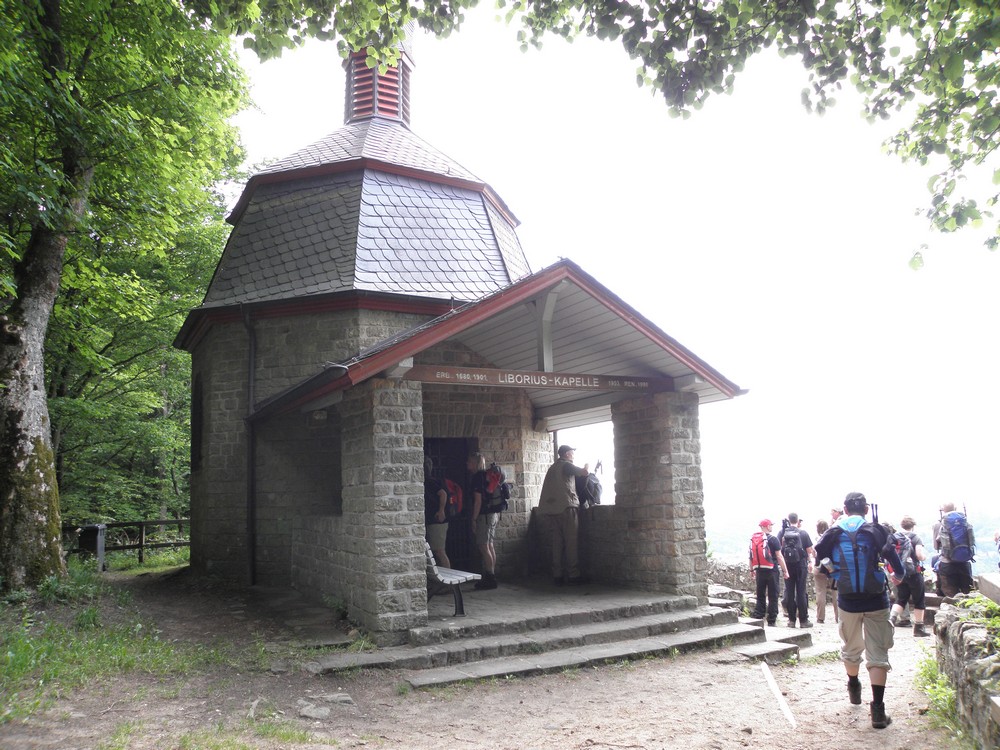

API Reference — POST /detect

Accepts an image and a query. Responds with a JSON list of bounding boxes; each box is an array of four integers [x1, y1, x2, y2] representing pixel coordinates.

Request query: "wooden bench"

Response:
[[425, 541, 481, 617]]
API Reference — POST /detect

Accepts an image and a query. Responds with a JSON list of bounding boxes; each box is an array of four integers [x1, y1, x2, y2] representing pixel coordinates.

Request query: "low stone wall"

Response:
[[708, 557, 817, 600], [934, 573, 1000, 748], [708, 558, 753, 592]]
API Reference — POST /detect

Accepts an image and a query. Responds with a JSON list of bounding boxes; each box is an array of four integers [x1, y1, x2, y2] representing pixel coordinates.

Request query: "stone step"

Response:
[[798, 642, 840, 661], [412, 590, 700, 645], [404, 622, 765, 688], [708, 596, 741, 609], [304, 606, 740, 676], [771, 629, 813, 648], [738, 616, 813, 648], [731, 640, 799, 664], [708, 583, 748, 602]]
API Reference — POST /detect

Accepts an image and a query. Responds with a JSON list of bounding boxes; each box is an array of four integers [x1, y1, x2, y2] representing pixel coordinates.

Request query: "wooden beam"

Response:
[[534, 283, 563, 372]]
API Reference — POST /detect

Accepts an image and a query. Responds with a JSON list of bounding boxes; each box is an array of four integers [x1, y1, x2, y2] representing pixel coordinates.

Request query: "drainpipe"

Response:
[[242, 305, 257, 586]]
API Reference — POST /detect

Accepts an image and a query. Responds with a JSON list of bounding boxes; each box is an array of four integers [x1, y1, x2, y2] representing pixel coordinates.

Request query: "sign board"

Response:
[[403, 365, 672, 393]]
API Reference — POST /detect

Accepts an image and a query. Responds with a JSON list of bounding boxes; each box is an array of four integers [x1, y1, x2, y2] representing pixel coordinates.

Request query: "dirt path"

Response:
[[0, 573, 955, 750]]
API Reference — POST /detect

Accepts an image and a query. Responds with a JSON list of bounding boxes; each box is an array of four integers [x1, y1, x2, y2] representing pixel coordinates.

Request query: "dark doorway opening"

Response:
[[424, 437, 478, 571]]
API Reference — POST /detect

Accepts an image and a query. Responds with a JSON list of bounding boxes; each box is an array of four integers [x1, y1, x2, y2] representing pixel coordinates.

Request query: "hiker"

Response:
[[777, 513, 815, 628], [889, 516, 930, 637], [932, 502, 975, 597], [749, 519, 790, 626], [468, 452, 498, 590], [424, 456, 451, 568], [831, 506, 844, 525], [814, 491, 904, 730], [537, 444, 590, 586], [814, 519, 838, 624]]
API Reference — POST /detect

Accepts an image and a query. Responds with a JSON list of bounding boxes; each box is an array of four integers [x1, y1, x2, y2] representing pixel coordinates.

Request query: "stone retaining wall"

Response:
[[934, 573, 1000, 748]]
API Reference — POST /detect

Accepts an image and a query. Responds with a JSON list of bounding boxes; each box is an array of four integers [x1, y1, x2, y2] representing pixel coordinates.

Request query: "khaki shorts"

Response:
[[426, 522, 448, 551], [476, 513, 499, 546], [839, 608, 894, 671]]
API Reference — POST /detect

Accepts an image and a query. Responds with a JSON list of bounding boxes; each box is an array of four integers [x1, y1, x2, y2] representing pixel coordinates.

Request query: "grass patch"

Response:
[[175, 727, 255, 750], [915, 653, 977, 748], [0, 559, 232, 725], [799, 649, 841, 664], [106, 546, 191, 573], [97, 720, 144, 750], [243, 717, 314, 743]]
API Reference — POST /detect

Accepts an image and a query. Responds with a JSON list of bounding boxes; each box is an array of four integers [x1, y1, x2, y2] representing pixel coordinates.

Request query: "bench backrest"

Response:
[[424, 541, 440, 575]]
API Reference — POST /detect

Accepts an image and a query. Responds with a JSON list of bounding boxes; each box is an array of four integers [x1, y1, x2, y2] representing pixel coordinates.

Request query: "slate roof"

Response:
[[257, 117, 481, 183], [200, 117, 531, 309]]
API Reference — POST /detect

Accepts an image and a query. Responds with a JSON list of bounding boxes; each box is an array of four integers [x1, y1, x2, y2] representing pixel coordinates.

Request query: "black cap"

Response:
[[557, 445, 575, 456]]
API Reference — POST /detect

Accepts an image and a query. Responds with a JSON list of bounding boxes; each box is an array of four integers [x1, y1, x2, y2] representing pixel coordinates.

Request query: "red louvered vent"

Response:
[[344, 50, 411, 126]]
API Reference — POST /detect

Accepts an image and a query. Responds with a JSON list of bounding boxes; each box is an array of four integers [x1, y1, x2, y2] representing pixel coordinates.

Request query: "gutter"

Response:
[[242, 306, 257, 586]]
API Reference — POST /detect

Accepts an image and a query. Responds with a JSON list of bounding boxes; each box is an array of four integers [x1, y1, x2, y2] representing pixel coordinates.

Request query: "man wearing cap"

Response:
[[538, 445, 590, 585], [814, 491, 903, 730], [749, 519, 790, 626]]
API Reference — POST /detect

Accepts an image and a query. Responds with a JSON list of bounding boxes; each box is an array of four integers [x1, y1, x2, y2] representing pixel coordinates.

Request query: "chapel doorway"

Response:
[[424, 437, 478, 571]]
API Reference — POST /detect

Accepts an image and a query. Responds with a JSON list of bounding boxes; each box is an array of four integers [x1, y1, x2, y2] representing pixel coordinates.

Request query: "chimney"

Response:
[[344, 42, 413, 126]]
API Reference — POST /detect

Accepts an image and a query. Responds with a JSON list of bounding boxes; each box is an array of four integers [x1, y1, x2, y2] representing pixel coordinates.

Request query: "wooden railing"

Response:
[[63, 519, 190, 569]]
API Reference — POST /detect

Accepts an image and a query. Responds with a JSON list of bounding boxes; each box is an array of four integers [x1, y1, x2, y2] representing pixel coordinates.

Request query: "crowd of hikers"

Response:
[[749, 493, 985, 730]]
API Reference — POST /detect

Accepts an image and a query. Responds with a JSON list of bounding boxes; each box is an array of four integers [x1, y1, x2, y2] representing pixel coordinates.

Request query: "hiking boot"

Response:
[[786, 620, 796, 628], [766, 620, 776, 626], [870, 701, 892, 729], [888, 613, 898, 627], [474, 573, 498, 590], [847, 679, 862, 705], [799, 620, 814, 628], [913, 623, 930, 637]]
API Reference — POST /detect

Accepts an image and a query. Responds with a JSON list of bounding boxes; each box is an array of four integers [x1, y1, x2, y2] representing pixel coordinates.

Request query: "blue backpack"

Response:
[[938, 511, 975, 563], [831, 517, 886, 600]]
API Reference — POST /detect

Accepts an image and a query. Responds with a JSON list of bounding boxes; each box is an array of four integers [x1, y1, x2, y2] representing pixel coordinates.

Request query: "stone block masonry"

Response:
[[608, 391, 707, 601], [935, 578, 1000, 749], [313, 376, 428, 643]]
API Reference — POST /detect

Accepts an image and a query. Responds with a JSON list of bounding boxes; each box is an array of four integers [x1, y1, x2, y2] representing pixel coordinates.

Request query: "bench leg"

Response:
[[451, 584, 467, 617]]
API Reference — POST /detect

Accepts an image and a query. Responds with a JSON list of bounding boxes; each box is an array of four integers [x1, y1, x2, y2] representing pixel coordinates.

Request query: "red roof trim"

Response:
[[343, 261, 741, 399], [174, 292, 454, 352]]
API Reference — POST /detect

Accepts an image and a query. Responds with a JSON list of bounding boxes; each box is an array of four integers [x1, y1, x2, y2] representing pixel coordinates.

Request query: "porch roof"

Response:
[[251, 259, 745, 431]]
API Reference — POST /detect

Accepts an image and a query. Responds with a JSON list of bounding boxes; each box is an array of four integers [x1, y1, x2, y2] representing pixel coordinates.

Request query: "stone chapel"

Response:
[[174, 38, 744, 643]]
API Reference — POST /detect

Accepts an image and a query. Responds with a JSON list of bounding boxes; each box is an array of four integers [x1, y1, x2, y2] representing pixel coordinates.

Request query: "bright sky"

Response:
[[233, 9, 1000, 548]]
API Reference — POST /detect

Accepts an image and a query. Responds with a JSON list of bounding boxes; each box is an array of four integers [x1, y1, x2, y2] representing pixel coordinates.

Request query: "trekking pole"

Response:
[[871, 502, 878, 525]]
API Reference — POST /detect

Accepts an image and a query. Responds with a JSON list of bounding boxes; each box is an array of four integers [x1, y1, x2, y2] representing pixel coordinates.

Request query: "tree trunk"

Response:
[[0, 162, 94, 591], [0, 0, 99, 592]]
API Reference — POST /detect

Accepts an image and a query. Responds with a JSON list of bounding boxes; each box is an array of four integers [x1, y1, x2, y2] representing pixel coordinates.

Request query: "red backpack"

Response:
[[443, 479, 463, 520], [749, 532, 775, 570]]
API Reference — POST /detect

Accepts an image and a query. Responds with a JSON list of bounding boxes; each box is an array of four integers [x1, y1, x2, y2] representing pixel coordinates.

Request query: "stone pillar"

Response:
[[611, 391, 707, 601], [339, 377, 427, 643]]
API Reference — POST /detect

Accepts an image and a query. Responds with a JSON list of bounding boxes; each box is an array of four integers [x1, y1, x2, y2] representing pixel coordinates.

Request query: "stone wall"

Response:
[[935, 574, 1000, 748], [592, 391, 708, 600], [188, 321, 251, 581], [191, 306, 430, 590]]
